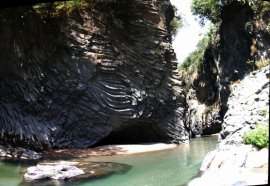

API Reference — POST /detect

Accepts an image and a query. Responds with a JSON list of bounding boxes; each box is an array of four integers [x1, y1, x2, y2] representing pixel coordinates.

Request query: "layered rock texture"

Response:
[[184, 0, 270, 136], [0, 0, 188, 150]]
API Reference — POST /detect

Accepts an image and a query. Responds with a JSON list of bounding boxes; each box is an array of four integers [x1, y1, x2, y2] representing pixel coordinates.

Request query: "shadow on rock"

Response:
[[41, 146, 128, 160]]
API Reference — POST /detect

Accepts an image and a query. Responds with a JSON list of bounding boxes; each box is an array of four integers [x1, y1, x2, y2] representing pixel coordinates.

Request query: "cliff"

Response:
[[188, 1, 269, 184], [0, 0, 188, 150], [184, 0, 270, 136], [189, 66, 269, 186]]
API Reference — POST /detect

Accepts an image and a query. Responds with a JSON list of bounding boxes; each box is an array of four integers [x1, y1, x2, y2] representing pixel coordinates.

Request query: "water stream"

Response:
[[0, 136, 217, 186]]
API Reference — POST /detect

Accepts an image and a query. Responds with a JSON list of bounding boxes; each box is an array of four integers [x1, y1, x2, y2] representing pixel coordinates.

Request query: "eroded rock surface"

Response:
[[219, 66, 269, 145], [0, 145, 41, 160], [0, 0, 187, 150]]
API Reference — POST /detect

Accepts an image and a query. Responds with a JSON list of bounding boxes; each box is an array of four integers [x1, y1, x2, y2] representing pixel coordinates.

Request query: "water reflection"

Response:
[[0, 136, 217, 186]]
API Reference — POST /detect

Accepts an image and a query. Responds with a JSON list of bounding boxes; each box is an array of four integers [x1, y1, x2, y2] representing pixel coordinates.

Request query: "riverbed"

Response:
[[0, 136, 217, 186]]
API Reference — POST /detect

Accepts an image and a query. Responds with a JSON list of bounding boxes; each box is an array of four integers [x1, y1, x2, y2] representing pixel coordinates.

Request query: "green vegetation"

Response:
[[261, 110, 268, 118], [32, 0, 90, 17], [191, 0, 267, 25], [32, 0, 87, 11], [178, 26, 215, 74], [243, 124, 269, 149], [53, 0, 88, 10], [170, 5, 183, 37], [191, 0, 221, 25], [151, 47, 164, 57]]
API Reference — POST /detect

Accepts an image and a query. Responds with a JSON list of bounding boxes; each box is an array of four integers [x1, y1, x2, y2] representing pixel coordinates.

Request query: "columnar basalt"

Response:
[[0, 0, 187, 150]]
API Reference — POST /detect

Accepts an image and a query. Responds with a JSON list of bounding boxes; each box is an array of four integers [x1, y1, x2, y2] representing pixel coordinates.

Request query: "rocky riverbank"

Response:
[[0, 145, 41, 160], [189, 144, 268, 186], [189, 66, 269, 185]]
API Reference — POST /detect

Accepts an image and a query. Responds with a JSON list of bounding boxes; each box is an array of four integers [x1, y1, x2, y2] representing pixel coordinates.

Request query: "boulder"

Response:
[[23, 161, 132, 184], [245, 148, 269, 168], [24, 162, 84, 180], [0, 145, 41, 160], [189, 167, 268, 186]]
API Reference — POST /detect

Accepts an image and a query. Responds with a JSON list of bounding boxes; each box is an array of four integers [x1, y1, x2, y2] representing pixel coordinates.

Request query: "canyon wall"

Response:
[[185, 0, 269, 136], [0, 0, 188, 150]]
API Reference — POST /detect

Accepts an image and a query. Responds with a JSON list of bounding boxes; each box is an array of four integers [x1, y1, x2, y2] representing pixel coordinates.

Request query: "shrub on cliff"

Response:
[[243, 124, 269, 149], [191, 0, 220, 25], [178, 26, 215, 73], [191, 0, 266, 25], [170, 5, 183, 38]]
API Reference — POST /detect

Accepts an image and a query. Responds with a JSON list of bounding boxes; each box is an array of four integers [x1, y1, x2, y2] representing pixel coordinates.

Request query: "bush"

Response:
[[32, 0, 90, 17], [191, 0, 264, 25], [191, 0, 221, 25], [243, 124, 269, 149], [170, 5, 183, 38], [178, 26, 215, 74]]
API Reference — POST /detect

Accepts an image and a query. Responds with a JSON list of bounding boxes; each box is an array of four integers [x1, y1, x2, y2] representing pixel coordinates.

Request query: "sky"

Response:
[[170, 0, 210, 64]]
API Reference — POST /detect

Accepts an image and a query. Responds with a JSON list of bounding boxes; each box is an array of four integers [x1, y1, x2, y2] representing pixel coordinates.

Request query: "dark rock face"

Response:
[[215, 3, 254, 109], [0, 0, 187, 150], [185, 2, 266, 136]]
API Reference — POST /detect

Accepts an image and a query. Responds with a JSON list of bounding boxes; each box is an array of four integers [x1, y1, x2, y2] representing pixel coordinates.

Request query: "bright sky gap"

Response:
[[170, 0, 210, 64]]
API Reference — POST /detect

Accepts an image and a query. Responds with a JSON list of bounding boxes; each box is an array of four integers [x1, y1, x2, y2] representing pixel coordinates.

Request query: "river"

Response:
[[0, 136, 217, 186]]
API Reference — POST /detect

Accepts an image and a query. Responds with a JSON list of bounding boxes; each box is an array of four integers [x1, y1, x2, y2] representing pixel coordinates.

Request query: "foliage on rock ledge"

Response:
[[243, 123, 269, 149], [178, 25, 215, 75], [191, 0, 270, 25]]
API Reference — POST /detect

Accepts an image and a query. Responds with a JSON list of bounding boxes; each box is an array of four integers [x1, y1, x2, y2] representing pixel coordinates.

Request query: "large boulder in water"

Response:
[[23, 161, 132, 185], [24, 162, 85, 180]]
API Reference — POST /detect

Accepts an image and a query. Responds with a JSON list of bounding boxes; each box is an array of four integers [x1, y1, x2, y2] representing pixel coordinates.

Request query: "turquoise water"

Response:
[[0, 136, 217, 186]]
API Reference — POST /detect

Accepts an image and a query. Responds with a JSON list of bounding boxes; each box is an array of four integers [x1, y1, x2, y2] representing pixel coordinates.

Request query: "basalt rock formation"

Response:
[[0, 0, 188, 150], [185, 0, 270, 136]]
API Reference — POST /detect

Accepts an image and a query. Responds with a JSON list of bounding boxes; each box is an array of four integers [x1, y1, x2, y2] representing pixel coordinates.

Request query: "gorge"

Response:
[[0, 0, 269, 185]]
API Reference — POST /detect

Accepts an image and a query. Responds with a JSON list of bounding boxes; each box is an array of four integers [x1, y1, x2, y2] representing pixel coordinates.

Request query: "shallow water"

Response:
[[0, 136, 217, 186]]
